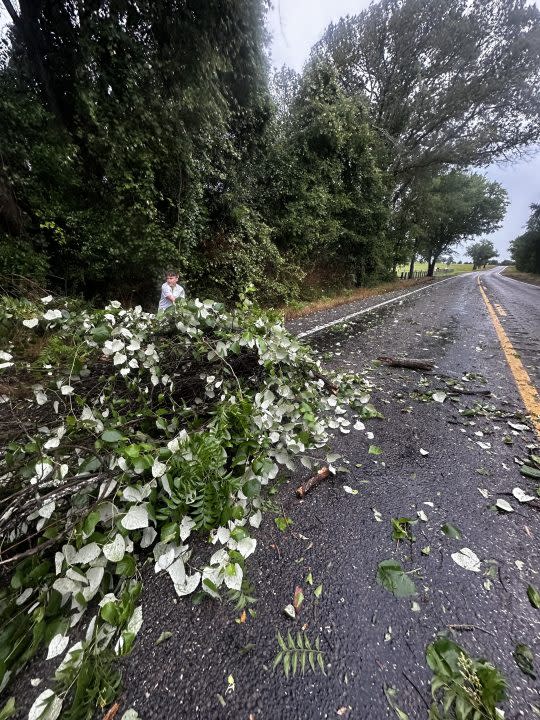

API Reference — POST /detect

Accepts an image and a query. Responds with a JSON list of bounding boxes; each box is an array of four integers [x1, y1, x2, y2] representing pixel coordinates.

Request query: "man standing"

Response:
[[158, 271, 185, 312]]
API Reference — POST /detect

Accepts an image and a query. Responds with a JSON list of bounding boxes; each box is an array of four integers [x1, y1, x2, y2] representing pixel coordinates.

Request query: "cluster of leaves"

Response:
[[0, 291, 373, 717], [273, 631, 326, 677], [426, 637, 506, 720]]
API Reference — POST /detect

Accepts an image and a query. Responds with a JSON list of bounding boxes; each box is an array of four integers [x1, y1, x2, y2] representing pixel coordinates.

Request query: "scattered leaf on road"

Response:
[[495, 499, 514, 513], [343, 485, 358, 495], [419, 448, 429, 456], [372, 508, 383, 522], [432, 391, 447, 403], [513, 487, 535, 503], [314, 584, 323, 599], [513, 643, 535, 678], [376, 560, 417, 597], [421, 546, 431, 556], [368, 445, 382, 455], [527, 585, 540, 609], [442, 523, 462, 539], [451, 548, 481, 573], [283, 604, 296, 619], [155, 631, 173, 646], [293, 587, 304, 611], [417, 510, 428, 522]]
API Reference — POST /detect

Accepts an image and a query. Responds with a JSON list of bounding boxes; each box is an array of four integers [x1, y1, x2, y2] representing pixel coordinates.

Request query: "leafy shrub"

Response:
[[0, 291, 372, 717]]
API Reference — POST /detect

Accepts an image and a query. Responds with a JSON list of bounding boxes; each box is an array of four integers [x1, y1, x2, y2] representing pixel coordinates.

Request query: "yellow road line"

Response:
[[477, 277, 540, 435]]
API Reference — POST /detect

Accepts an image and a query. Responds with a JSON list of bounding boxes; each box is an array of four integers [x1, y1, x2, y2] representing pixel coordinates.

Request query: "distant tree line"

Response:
[[0, 0, 538, 305], [510, 204, 540, 274]]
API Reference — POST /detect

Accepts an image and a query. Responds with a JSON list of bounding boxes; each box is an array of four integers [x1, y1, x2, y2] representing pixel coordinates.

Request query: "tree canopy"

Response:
[[467, 240, 499, 270], [0, 0, 537, 303], [510, 203, 540, 274], [313, 0, 540, 189]]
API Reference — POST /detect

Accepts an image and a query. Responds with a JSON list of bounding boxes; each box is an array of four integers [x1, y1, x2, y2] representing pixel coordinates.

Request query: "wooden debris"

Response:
[[378, 356, 434, 371], [296, 466, 331, 498], [102, 703, 120, 720]]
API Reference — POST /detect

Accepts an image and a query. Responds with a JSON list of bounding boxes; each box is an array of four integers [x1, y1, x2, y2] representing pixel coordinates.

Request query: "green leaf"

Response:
[[314, 584, 323, 599], [274, 516, 292, 532], [441, 523, 462, 539], [527, 585, 540, 609], [100, 602, 120, 626], [368, 445, 382, 455], [513, 643, 535, 678], [0, 697, 16, 720], [242, 479, 261, 498], [520, 464, 540, 479], [101, 430, 123, 443], [376, 560, 417, 597], [155, 631, 173, 646]]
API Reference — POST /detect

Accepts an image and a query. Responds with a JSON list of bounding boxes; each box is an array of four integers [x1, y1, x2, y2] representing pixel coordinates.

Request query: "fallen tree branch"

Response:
[[296, 466, 331, 498], [377, 356, 434, 371], [445, 388, 492, 396]]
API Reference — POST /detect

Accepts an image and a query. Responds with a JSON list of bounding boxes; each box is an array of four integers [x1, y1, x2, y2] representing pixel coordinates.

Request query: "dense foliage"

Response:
[[510, 204, 540, 274], [1, 0, 538, 303], [0, 291, 376, 716]]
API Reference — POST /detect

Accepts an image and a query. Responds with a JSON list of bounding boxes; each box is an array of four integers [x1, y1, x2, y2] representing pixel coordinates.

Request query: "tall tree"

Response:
[[0, 0, 273, 301], [313, 0, 540, 193], [415, 172, 507, 276], [262, 60, 391, 287]]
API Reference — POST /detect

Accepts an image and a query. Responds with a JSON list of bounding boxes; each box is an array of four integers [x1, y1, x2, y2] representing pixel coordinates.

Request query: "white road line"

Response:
[[296, 274, 464, 339]]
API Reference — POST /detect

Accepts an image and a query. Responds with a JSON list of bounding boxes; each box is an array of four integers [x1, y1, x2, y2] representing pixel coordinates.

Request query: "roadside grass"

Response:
[[282, 275, 439, 320], [283, 262, 499, 320], [395, 262, 479, 274], [501, 266, 540, 287]]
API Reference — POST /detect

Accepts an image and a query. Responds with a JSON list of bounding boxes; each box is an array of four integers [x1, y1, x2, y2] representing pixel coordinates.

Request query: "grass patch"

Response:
[[501, 266, 540, 287], [282, 275, 439, 320]]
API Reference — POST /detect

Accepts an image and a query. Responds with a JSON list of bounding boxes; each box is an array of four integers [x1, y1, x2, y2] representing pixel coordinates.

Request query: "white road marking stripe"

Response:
[[296, 274, 463, 339]]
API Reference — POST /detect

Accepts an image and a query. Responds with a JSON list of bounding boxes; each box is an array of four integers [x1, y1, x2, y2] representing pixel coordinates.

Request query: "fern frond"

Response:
[[273, 632, 326, 677]]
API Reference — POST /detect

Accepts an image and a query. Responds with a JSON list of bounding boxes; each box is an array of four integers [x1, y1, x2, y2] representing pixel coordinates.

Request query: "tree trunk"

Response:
[[408, 253, 416, 279], [427, 258, 436, 276]]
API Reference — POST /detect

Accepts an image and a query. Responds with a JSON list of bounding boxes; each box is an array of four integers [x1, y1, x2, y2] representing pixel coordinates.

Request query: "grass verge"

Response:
[[283, 275, 441, 320], [501, 266, 540, 287]]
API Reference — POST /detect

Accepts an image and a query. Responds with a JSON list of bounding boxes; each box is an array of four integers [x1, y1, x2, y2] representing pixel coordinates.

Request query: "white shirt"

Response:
[[158, 282, 185, 311]]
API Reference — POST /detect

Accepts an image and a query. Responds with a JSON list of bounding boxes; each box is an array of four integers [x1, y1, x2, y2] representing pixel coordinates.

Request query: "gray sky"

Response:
[[268, 0, 540, 260]]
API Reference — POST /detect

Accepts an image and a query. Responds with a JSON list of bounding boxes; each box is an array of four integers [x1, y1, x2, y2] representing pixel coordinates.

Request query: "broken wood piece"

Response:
[[296, 466, 331, 498], [102, 703, 120, 720], [377, 356, 434, 371], [446, 388, 492, 396], [312, 370, 338, 394]]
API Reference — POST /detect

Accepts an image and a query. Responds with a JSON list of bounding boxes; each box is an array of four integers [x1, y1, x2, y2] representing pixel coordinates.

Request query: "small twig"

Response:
[[447, 624, 496, 637], [498, 566, 509, 593], [402, 671, 430, 711], [102, 703, 120, 720]]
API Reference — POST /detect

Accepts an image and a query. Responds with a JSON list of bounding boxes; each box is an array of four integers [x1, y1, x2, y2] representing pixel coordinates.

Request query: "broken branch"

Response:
[[377, 356, 434, 371], [296, 466, 331, 498]]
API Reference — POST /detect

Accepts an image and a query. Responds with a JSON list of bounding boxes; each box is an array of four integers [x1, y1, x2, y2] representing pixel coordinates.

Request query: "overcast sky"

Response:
[[268, 0, 540, 260]]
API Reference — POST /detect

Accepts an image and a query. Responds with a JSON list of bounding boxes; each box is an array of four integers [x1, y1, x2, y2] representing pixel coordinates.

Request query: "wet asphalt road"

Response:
[[113, 268, 540, 720], [16, 270, 537, 719]]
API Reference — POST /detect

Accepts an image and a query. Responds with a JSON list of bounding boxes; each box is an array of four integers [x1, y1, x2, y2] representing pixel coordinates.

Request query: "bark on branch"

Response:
[[296, 466, 331, 498], [378, 356, 435, 371]]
